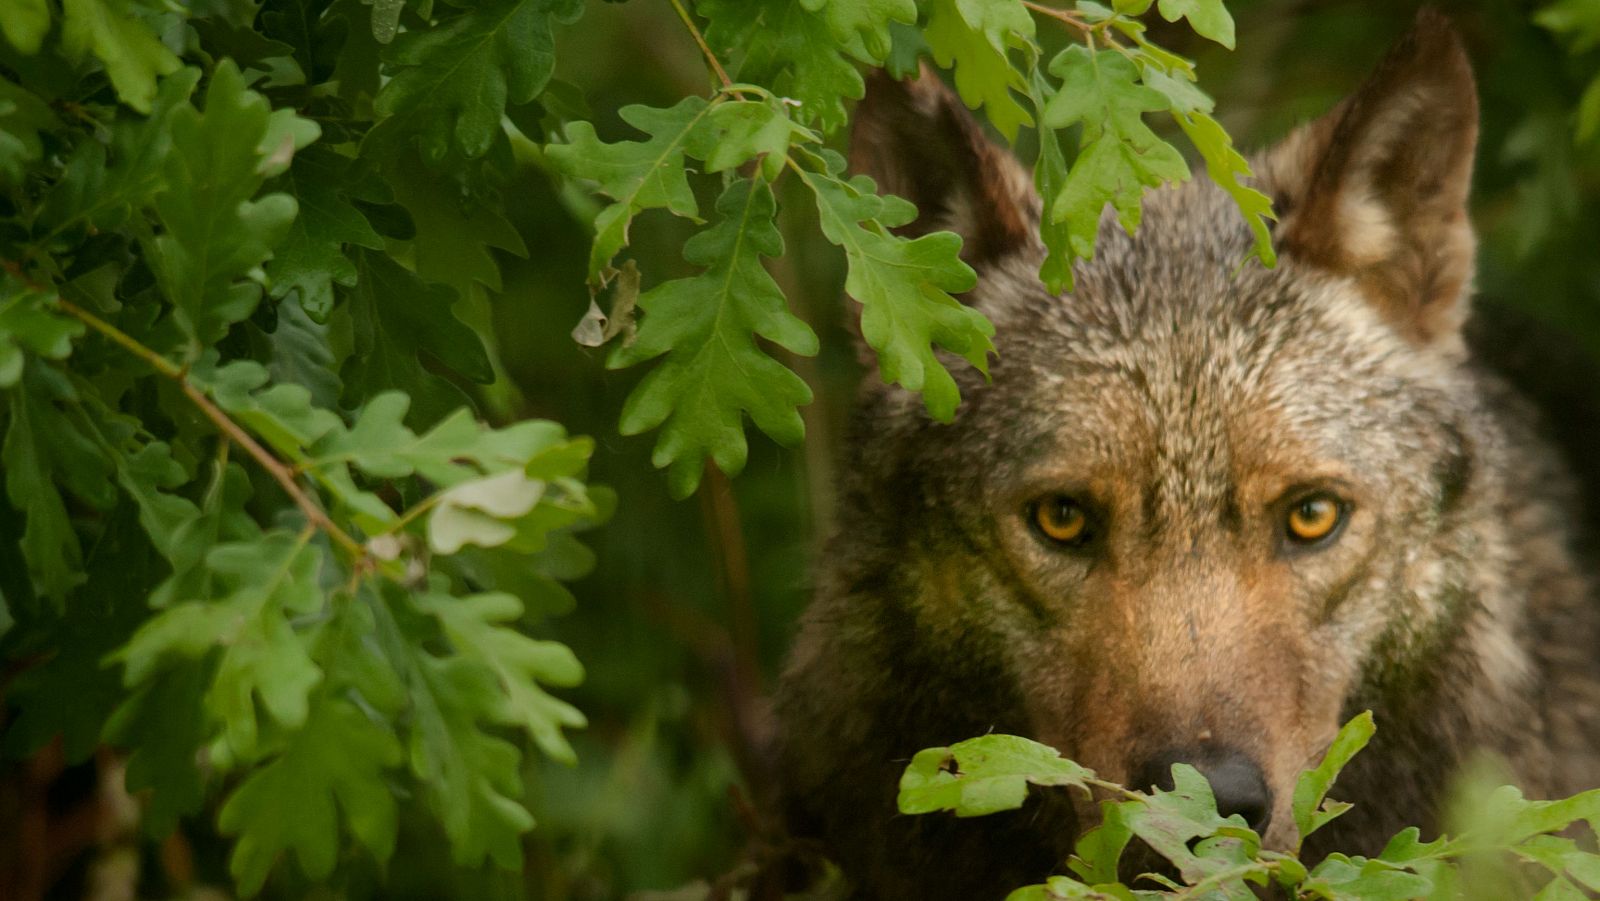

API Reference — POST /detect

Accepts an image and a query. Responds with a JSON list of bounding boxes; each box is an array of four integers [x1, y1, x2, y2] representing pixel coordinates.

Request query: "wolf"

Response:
[[773, 10, 1600, 899]]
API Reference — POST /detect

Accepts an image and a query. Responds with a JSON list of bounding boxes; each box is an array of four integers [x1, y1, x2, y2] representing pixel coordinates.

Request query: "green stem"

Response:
[[51, 295, 370, 564]]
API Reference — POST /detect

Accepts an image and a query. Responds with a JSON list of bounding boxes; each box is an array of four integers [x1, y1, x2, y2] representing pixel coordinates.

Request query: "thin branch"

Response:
[[1022, 0, 1093, 31], [50, 295, 370, 564], [667, 0, 736, 91]]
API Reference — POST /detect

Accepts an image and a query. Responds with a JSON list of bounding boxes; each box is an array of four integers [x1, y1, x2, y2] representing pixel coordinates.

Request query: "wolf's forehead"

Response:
[[986, 282, 1413, 486]]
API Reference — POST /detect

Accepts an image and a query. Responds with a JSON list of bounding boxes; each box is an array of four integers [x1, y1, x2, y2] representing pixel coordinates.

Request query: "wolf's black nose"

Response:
[[1132, 749, 1273, 833]]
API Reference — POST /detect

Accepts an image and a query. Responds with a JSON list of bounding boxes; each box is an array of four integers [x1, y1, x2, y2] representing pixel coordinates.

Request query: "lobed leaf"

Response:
[[803, 150, 992, 421], [548, 97, 714, 280], [898, 733, 1093, 817], [265, 147, 385, 321], [341, 250, 492, 427], [417, 591, 586, 763], [146, 61, 316, 347], [367, 0, 584, 163], [59, 0, 181, 113], [408, 653, 537, 868], [3, 365, 115, 602], [923, 0, 1036, 141], [609, 178, 818, 498], [798, 0, 917, 64], [1043, 46, 1189, 263], [219, 694, 402, 896], [1155, 0, 1235, 49], [113, 531, 326, 761], [0, 280, 83, 388], [1292, 710, 1375, 844], [699, 0, 866, 134]]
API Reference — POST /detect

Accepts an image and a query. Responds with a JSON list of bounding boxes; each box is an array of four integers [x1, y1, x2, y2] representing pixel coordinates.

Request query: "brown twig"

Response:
[[48, 295, 369, 564], [1022, 0, 1094, 31], [667, 0, 736, 90]]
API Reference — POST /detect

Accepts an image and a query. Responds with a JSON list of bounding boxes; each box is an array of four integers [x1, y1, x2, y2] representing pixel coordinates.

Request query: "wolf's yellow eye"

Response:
[[1033, 496, 1091, 545], [1287, 494, 1344, 543]]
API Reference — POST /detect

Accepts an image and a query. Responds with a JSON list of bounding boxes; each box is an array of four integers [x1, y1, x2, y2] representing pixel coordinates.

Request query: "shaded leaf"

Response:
[[219, 695, 401, 895], [59, 0, 181, 113], [367, 0, 584, 162], [803, 150, 991, 421], [547, 97, 714, 280], [265, 147, 384, 321], [609, 178, 817, 498]]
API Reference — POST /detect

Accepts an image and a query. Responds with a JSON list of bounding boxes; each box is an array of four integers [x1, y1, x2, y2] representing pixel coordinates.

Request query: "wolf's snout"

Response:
[[1132, 748, 1273, 833]]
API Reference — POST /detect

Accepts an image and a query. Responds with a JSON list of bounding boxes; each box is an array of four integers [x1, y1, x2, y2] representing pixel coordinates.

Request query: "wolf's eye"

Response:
[[1286, 493, 1345, 545], [1032, 496, 1092, 546]]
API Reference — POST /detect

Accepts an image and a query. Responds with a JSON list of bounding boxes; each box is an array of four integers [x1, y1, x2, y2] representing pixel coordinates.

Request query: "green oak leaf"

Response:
[[694, 98, 819, 182], [113, 531, 326, 760], [147, 461, 259, 609], [1156, 0, 1235, 49], [1, 503, 163, 763], [1068, 801, 1134, 886], [367, 0, 584, 162], [898, 733, 1093, 817], [1005, 875, 1131, 900], [408, 652, 536, 867], [313, 392, 577, 484], [34, 68, 198, 242], [1119, 764, 1252, 883], [546, 97, 714, 281], [803, 151, 991, 421], [923, 0, 1036, 141], [111, 440, 202, 565], [609, 178, 817, 498], [1176, 111, 1276, 268], [59, 0, 182, 113], [1043, 46, 1189, 260], [1028, 67, 1074, 292], [265, 147, 385, 321], [0, 279, 83, 388], [416, 591, 585, 763], [0, 76, 59, 189], [1292, 710, 1374, 843], [0, 0, 49, 54], [199, 359, 344, 453], [341, 250, 492, 427], [218, 694, 401, 895], [146, 61, 316, 347], [384, 154, 528, 294], [2, 365, 116, 602], [700, 0, 865, 134], [104, 660, 213, 836], [798, 0, 917, 63], [263, 292, 343, 411], [1300, 856, 1432, 901]]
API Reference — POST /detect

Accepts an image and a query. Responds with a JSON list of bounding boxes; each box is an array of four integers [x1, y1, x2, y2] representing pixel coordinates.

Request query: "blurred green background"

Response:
[[474, 1, 1600, 897]]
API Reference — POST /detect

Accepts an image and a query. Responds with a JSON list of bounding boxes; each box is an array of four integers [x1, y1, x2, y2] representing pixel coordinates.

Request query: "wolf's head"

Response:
[[843, 11, 1492, 846]]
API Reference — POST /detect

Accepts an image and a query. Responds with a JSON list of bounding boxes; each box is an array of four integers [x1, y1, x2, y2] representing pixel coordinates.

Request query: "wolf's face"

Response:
[[846, 13, 1482, 846]]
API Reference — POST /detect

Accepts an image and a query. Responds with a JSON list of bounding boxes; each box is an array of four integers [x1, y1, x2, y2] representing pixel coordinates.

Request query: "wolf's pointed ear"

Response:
[[1259, 9, 1477, 346], [850, 65, 1036, 265]]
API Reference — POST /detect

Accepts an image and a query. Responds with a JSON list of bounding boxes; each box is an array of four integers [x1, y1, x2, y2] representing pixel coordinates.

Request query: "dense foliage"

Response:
[[901, 716, 1600, 899], [1, 0, 1599, 898]]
